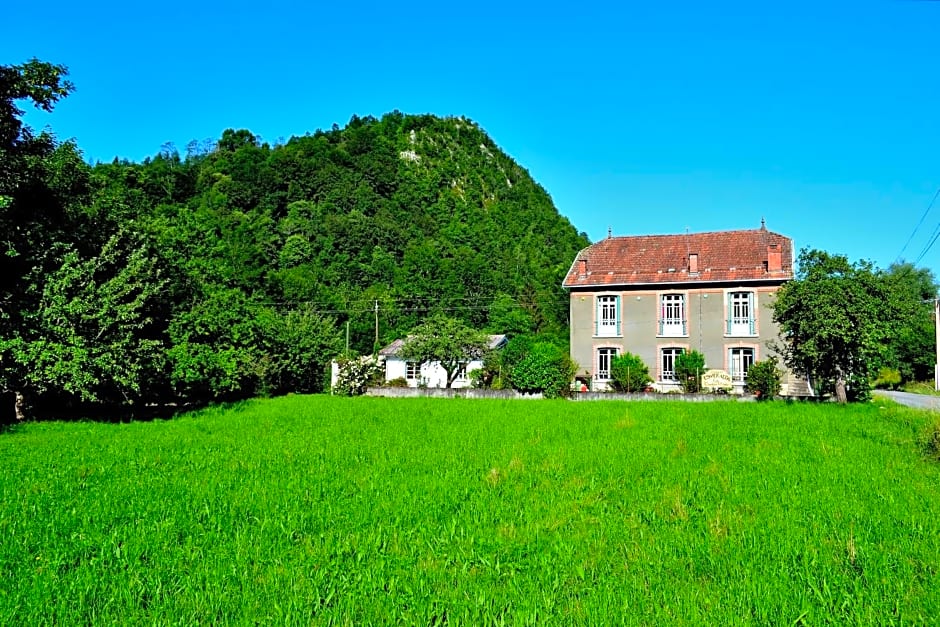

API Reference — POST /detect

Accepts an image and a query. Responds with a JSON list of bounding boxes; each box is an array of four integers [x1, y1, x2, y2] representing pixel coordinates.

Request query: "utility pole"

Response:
[[374, 300, 379, 351]]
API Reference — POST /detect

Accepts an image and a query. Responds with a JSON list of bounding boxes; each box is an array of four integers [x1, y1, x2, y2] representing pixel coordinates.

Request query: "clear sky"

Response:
[[4, 0, 940, 273]]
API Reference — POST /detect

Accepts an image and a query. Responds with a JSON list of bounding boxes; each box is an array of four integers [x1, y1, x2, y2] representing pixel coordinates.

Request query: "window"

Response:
[[729, 348, 755, 382], [660, 347, 684, 381], [727, 291, 756, 336], [597, 347, 619, 380], [406, 362, 420, 381], [596, 295, 621, 337], [455, 363, 468, 381], [659, 294, 686, 336]]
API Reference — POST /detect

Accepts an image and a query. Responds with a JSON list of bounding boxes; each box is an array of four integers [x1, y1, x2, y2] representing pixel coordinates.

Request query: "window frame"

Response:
[[660, 347, 685, 382], [595, 294, 621, 337], [658, 293, 687, 337], [728, 347, 756, 382], [596, 347, 619, 381], [725, 290, 757, 337]]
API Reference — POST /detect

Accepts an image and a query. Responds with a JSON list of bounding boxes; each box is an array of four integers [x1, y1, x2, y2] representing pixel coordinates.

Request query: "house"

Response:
[[378, 334, 508, 388], [562, 222, 808, 394]]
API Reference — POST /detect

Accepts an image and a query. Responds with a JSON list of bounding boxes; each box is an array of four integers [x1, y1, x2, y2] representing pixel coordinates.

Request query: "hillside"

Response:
[[3, 103, 589, 408]]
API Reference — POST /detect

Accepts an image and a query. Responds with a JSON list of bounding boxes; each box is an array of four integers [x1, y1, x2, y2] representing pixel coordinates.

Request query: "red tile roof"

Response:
[[563, 227, 793, 288]]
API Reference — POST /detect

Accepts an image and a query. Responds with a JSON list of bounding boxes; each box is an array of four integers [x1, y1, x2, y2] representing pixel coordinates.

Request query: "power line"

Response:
[[896, 185, 940, 263]]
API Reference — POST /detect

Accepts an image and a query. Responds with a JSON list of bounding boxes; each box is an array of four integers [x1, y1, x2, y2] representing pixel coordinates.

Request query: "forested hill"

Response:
[[98, 113, 589, 346], [2, 79, 589, 412]]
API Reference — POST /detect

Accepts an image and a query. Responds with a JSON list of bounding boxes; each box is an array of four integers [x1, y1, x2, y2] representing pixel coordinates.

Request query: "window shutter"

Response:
[[748, 292, 756, 334], [594, 297, 599, 336], [615, 296, 621, 336], [726, 296, 732, 335]]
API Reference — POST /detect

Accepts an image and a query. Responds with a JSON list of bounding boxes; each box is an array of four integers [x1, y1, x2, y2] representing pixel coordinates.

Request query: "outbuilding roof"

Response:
[[379, 334, 508, 357], [562, 226, 793, 288]]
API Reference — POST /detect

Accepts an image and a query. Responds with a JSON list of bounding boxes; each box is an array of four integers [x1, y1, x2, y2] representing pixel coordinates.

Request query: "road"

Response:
[[874, 390, 940, 411]]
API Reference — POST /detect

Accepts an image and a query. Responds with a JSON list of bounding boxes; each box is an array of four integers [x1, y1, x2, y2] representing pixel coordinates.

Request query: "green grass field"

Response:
[[2, 397, 939, 625]]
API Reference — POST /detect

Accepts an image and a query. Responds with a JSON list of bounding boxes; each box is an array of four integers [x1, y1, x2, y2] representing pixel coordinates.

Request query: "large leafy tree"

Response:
[[4, 233, 167, 408], [400, 314, 491, 388], [772, 249, 892, 403], [0, 58, 73, 198], [881, 262, 938, 383]]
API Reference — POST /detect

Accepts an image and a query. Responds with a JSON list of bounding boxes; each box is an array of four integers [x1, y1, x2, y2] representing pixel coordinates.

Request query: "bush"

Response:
[[510, 342, 577, 399], [745, 358, 781, 400], [674, 350, 706, 393], [386, 377, 408, 388], [332, 356, 382, 396], [873, 367, 902, 390], [609, 352, 652, 393]]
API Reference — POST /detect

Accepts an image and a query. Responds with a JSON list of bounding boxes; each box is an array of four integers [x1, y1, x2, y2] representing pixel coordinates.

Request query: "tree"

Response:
[[772, 249, 890, 403], [0, 58, 74, 198], [745, 358, 782, 400], [1, 232, 166, 411], [400, 314, 491, 388], [881, 262, 938, 383], [609, 352, 652, 393], [674, 350, 706, 393], [509, 342, 578, 398]]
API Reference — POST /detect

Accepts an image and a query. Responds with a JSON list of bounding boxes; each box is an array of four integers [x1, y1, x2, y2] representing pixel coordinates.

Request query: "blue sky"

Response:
[[4, 0, 940, 272]]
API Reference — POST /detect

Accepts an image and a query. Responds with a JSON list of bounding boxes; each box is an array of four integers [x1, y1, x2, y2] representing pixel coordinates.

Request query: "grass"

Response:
[[1, 396, 939, 624], [901, 380, 940, 397]]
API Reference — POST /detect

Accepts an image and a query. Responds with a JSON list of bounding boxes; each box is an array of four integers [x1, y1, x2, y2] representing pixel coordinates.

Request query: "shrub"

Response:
[[609, 352, 652, 393], [674, 350, 706, 393], [510, 342, 577, 399], [386, 377, 408, 388], [745, 358, 781, 400], [873, 367, 902, 390], [332, 356, 382, 396]]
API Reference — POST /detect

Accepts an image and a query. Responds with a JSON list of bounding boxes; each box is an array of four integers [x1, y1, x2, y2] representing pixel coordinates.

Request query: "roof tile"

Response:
[[563, 228, 793, 287]]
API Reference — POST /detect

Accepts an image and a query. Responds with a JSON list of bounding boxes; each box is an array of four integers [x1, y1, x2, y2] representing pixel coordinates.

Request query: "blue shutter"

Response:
[[615, 295, 621, 336], [725, 292, 734, 335], [749, 292, 756, 335]]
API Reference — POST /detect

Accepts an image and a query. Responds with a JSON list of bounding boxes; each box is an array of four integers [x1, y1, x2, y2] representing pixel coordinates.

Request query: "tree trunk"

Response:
[[14, 391, 26, 421], [834, 371, 848, 404]]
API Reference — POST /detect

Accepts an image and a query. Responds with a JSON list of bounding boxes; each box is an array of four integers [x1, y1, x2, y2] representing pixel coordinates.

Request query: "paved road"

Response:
[[874, 390, 940, 411]]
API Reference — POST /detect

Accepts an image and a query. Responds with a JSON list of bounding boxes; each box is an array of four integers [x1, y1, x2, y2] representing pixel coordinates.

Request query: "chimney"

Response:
[[767, 244, 782, 272], [689, 253, 699, 274], [578, 258, 588, 276]]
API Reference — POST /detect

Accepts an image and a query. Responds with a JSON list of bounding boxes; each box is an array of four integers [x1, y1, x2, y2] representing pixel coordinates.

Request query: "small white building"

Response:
[[379, 334, 508, 388]]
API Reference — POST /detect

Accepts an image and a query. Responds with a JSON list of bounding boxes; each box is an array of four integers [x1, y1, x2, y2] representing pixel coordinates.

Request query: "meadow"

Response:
[[1, 396, 939, 625]]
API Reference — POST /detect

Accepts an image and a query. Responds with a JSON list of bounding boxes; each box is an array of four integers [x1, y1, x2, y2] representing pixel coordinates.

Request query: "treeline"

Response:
[[0, 60, 589, 418]]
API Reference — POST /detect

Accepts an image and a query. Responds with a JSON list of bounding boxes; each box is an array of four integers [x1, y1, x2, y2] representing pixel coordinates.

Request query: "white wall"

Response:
[[385, 357, 482, 389]]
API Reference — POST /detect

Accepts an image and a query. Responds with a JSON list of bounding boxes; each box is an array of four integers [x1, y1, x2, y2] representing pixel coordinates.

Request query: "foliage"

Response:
[[332, 356, 382, 396], [674, 350, 706, 393], [167, 290, 339, 401], [386, 376, 408, 388], [880, 263, 938, 383], [0, 58, 74, 198], [873, 367, 902, 391], [1, 70, 589, 411], [745, 358, 782, 400], [772, 249, 892, 403], [609, 352, 652, 393], [2, 232, 166, 406], [2, 396, 940, 623], [400, 314, 491, 388], [509, 342, 577, 398]]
